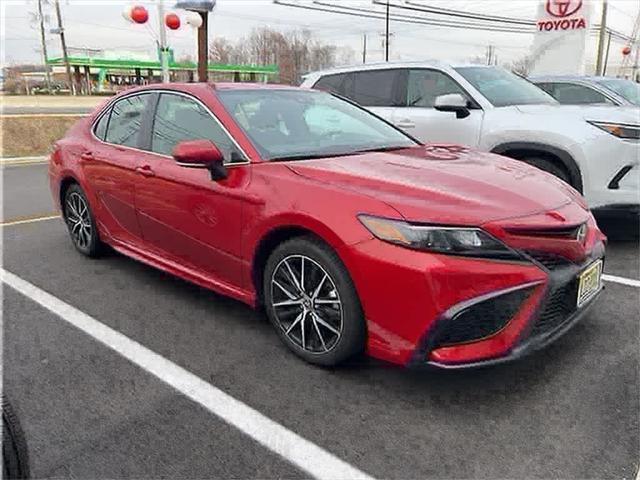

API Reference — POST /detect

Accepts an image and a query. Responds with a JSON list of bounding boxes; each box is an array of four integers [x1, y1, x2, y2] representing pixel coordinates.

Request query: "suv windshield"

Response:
[[455, 66, 557, 107], [593, 78, 640, 106], [217, 88, 417, 161]]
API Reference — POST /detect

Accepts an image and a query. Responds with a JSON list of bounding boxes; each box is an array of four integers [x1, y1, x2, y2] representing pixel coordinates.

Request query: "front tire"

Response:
[[63, 184, 104, 257], [263, 236, 365, 367]]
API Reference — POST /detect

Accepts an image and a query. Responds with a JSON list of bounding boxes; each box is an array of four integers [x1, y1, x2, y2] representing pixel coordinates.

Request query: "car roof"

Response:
[[114, 82, 306, 96], [528, 75, 613, 83], [302, 60, 494, 79]]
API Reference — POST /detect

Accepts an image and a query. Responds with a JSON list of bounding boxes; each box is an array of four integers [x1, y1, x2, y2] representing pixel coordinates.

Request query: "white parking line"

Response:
[[603, 274, 640, 288], [1, 214, 60, 227], [0, 268, 375, 480]]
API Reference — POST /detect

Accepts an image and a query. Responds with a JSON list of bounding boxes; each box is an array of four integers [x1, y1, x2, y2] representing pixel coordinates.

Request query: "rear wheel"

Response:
[[521, 156, 572, 186], [2, 396, 30, 480], [63, 184, 104, 257], [263, 236, 365, 366]]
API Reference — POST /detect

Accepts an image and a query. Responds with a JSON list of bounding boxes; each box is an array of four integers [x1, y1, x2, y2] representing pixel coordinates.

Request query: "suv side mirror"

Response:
[[173, 139, 228, 181], [434, 93, 471, 119]]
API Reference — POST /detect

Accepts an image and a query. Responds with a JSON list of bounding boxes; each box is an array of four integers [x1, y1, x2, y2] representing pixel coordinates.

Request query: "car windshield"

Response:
[[455, 66, 557, 107], [217, 88, 417, 161], [593, 78, 640, 106]]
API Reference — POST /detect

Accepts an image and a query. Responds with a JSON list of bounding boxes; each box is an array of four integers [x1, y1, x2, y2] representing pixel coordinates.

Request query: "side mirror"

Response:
[[172, 139, 228, 181], [434, 93, 471, 119]]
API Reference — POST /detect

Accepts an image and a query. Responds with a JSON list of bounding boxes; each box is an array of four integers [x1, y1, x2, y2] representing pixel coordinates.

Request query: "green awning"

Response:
[[47, 56, 279, 75]]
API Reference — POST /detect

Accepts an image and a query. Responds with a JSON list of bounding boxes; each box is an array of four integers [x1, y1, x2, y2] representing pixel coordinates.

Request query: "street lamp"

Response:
[[175, 0, 216, 82]]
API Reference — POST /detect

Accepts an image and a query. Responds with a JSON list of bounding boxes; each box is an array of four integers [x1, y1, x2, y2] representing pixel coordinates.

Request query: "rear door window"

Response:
[[104, 93, 152, 148], [352, 69, 402, 107], [93, 109, 110, 141], [314, 74, 346, 95]]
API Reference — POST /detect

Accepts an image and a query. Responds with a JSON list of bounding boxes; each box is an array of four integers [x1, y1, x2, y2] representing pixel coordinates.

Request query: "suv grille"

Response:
[[524, 250, 574, 271], [532, 282, 578, 337], [432, 288, 532, 347]]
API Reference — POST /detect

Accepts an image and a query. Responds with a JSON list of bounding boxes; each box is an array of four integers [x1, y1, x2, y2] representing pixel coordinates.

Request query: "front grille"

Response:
[[524, 250, 574, 271], [432, 288, 532, 347], [532, 282, 578, 337]]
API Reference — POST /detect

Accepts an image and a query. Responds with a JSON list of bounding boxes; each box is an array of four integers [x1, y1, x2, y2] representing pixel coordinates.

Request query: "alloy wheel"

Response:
[[65, 192, 93, 250], [270, 255, 344, 354]]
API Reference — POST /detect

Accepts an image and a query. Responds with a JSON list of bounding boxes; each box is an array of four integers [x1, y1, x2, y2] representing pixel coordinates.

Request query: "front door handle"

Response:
[[135, 165, 155, 177], [395, 119, 416, 129]]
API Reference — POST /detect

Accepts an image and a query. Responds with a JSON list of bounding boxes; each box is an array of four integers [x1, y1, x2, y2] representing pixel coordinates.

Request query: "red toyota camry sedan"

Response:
[[49, 83, 606, 368]]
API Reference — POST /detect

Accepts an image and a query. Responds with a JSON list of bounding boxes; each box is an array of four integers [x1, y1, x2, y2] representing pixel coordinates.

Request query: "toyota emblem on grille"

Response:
[[576, 223, 587, 243]]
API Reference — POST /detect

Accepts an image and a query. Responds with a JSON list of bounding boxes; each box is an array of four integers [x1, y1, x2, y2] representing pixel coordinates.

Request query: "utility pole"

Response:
[[362, 33, 367, 63], [157, 0, 170, 83], [595, 0, 608, 75], [384, 0, 390, 61], [197, 11, 208, 82], [53, 0, 74, 94], [602, 31, 612, 76], [37, 0, 52, 92]]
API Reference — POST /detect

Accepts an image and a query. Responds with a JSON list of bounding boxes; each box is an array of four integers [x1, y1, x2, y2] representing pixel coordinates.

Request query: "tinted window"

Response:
[[94, 109, 110, 141], [352, 70, 401, 107], [455, 67, 556, 107], [594, 78, 640, 106], [218, 89, 416, 161], [407, 69, 467, 107], [105, 94, 151, 147], [314, 74, 345, 95], [535, 82, 555, 95], [151, 93, 244, 162], [551, 83, 612, 105]]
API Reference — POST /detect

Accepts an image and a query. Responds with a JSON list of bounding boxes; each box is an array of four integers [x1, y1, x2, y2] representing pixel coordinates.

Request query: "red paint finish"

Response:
[[49, 83, 606, 368]]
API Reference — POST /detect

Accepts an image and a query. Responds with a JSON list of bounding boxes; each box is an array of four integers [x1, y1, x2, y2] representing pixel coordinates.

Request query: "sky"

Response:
[[2, 0, 639, 69]]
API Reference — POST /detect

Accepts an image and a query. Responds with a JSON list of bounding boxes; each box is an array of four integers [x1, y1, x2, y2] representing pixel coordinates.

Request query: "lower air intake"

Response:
[[432, 288, 533, 347]]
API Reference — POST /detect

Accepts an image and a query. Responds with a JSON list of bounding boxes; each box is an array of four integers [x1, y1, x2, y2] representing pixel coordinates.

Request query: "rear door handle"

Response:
[[135, 165, 155, 177], [80, 151, 94, 160], [395, 119, 416, 129]]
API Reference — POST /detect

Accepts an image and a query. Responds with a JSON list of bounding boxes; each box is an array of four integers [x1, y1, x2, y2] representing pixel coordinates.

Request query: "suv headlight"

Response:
[[588, 121, 640, 140], [358, 215, 521, 260]]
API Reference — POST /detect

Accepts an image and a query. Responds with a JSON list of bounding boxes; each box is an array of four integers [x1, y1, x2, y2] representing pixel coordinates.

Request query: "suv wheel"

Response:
[[522, 156, 572, 186]]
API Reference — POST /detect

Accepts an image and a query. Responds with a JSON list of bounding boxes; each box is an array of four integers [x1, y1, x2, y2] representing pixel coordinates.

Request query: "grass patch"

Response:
[[0, 115, 84, 157]]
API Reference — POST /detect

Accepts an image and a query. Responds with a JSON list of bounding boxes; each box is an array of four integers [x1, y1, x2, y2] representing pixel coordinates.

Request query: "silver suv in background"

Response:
[[530, 76, 640, 107], [301, 62, 640, 218]]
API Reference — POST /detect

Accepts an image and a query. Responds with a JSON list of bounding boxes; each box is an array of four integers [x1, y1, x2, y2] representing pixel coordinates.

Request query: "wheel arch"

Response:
[[249, 218, 347, 307], [59, 175, 81, 210], [490, 142, 583, 193]]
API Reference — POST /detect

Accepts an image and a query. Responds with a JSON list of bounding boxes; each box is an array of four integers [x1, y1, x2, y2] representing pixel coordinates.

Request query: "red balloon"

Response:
[[165, 13, 181, 30], [130, 5, 149, 24], [622, 45, 632, 56]]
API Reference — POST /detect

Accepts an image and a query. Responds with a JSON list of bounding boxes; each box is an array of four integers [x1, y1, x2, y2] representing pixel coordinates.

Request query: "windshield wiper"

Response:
[[352, 145, 412, 154], [268, 151, 360, 162]]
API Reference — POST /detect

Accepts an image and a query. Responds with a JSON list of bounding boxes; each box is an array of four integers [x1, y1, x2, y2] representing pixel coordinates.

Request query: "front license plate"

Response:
[[577, 259, 603, 308]]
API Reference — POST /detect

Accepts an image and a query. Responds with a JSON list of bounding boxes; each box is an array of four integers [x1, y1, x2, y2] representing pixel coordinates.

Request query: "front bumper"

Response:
[[421, 250, 604, 369], [340, 230, 605, 368]]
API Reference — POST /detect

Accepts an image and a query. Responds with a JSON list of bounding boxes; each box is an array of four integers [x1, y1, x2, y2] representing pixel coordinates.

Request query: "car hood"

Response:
[[515, 104, 640, 123], [287, 145, 579, 225]]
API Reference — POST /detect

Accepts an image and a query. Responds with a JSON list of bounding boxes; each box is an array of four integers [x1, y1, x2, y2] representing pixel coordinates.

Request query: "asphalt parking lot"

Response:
[[2, 162, 639, 479]]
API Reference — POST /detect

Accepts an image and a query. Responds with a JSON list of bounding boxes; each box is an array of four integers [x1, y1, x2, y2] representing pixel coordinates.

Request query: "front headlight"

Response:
[[358, 215, 521, 260], [588, 121, 640, 140]]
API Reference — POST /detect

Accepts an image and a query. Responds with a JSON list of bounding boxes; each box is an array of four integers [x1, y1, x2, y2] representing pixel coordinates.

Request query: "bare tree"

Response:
[[209, 27, 340, 84]]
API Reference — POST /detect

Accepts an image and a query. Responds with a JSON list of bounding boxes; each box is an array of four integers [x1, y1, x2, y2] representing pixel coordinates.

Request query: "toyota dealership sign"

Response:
[[530, 0, 593, 75], [537, 0, 587, 32]]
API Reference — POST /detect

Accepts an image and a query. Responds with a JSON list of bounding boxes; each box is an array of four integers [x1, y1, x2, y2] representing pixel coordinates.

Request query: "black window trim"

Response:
[[402, 67, 483, 110], [90, 89, 250, 166]]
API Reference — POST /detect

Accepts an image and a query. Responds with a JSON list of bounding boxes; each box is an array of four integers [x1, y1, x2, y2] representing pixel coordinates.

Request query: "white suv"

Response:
[[301, 62, 639, 217]]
